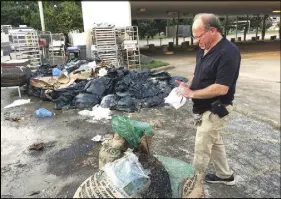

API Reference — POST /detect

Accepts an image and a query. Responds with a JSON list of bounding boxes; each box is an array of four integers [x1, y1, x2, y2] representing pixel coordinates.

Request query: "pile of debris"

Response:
[[28, 58, 188, 112], [73, 116, 202, 198], [74, 116, 173, 198]]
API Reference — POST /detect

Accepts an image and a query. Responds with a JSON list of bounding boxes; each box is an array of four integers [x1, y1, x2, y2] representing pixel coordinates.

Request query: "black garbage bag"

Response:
[[129, 80, 161, 99], [141, 94, 166, 108], [112, 96, 138, 113], [106, 67, 129, 79], [47, 80, 89, 109], [56, 60, 88, 74], [115, 69, 150, 93], [31, 64, 54, 78], [28, 86, 42, 97], [100, 94, 119, 108], [40, 89, 52, 101], [71, 93, 100, 109], [51, 80, 88, 99], [149, 71, 171, 81], [54, 91, 79, 109], [85, 76, 113, 97], [169, 76, 188, 88]]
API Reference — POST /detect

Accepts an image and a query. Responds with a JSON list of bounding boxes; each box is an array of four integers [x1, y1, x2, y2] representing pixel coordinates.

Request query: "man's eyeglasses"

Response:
[[191, 31, 208, 41]]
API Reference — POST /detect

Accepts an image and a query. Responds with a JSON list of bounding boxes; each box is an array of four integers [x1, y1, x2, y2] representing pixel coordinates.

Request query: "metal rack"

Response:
[[92, 27, 119, 67], [11, 30, 41, 69], [38, 31, 55, 65], [121, 26, 141, 70], [49, 33, 65, 60]]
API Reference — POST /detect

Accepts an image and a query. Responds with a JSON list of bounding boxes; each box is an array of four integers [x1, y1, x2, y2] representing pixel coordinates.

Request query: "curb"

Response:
[[151, 65, 175, 71]]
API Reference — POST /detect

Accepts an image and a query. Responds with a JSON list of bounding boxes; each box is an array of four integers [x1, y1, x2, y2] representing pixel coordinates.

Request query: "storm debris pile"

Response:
[[28, 59, 188, 112]]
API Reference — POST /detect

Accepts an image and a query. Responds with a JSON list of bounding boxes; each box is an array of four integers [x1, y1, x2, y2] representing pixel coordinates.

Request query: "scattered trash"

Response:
[[164, 88, 187, 109], [78, 105, 111, 121], [91, 135, 102, 142], [52, 68, 62, 76], [98, 68, 108, 77], [99, 133, 128, 168], [5, 116, 24, 122], [29, 191, 40, 196], [128, 112, 138, 119], [16, 163, 27, 168], [35, 108, 53, 118], [4, 99, 31, 109], [91, 134, 113, 142], [28, 142, 44, 151], [150, 120, 164, 129]]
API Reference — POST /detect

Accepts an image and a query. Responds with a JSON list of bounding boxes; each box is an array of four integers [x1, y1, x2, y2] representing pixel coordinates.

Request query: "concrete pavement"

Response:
[[1, 41, 280, 198]]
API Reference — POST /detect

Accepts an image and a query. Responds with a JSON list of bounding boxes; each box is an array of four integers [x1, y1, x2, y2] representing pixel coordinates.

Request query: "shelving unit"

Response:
[[92, 27, 119, 67], [120, 26, 141, 70], [11, 30, 41, 69]]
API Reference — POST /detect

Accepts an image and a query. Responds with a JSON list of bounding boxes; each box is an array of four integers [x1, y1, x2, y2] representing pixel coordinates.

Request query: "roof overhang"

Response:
[[131, 1, 281, 19]]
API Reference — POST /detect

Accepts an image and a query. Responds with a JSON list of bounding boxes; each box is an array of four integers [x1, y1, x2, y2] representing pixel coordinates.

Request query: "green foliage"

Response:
[[141, 60, 169, 69], [1, 1, 83, 34]]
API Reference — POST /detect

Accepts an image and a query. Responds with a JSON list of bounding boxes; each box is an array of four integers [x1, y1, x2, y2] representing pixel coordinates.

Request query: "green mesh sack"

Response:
[[153, 155, 195, 198], [112, 116, 153, 147]]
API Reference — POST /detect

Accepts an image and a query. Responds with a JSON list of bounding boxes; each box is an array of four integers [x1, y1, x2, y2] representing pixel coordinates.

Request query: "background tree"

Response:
[[1, 1, 83, 34]]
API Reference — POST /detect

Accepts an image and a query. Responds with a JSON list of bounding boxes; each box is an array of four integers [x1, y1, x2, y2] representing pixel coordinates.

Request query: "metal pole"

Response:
[[262, 15, 267, 40], [224, 15, 228, 36], [256, 14, 259, 38], [38, 1, 45, 31], [166, 18, 168, 37], [173, 18, 175, 44], [176, 11, 180, 46], [244, 14, 248, 41], [191, 15, 195, 45], [235, 16, 238, 40]]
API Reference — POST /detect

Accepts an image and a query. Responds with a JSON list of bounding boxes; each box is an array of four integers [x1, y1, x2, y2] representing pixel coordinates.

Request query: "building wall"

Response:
[[81, 1, 132, 57]]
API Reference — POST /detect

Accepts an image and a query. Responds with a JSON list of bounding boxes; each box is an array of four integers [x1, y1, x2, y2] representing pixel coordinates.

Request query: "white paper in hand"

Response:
[[164, 88, 187, 109]]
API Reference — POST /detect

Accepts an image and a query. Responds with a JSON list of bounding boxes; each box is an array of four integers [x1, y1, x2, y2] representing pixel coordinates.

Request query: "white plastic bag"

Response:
[[78, 105, 112, 120], [102, 151, 151, 197], [4, 99, 31, 109], [164, 88, 187, 109]]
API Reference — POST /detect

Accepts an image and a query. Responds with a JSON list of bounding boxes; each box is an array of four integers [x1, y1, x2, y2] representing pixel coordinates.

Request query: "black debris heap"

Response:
[[28, 61, 188, 112]]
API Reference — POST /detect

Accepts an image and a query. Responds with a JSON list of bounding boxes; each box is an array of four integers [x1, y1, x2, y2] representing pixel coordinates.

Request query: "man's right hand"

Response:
[[175, 80, 190, 87]]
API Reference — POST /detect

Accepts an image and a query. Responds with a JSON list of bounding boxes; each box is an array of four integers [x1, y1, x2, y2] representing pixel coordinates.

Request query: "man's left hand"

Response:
[[178, 82, 194, 98]]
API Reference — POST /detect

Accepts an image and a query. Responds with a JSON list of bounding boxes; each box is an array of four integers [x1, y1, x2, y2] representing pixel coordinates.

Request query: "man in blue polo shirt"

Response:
[[178, 13, 241, 197]]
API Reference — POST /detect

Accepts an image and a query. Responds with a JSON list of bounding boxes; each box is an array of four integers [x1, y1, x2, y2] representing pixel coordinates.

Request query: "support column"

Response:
[[38, 1, 45, 31], [224, 15, 228, 36], [81, 1, 131, 58], [244, 14, 249, 41], [261, 15, 267, 40], [190, 15, 195, 45], [176, 12, 180, 46], [279, 22, 281, 40], [235, 16, 238, 40], [172, 18, 175, 44], [255, 14, 259, 38]]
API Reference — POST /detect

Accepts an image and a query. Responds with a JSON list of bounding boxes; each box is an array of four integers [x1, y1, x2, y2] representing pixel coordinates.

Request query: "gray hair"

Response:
[[193, 13, 222, 33]]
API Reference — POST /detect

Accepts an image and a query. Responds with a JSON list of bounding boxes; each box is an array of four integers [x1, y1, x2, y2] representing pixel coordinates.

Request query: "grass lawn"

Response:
[[141, 60, 169, 69]]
